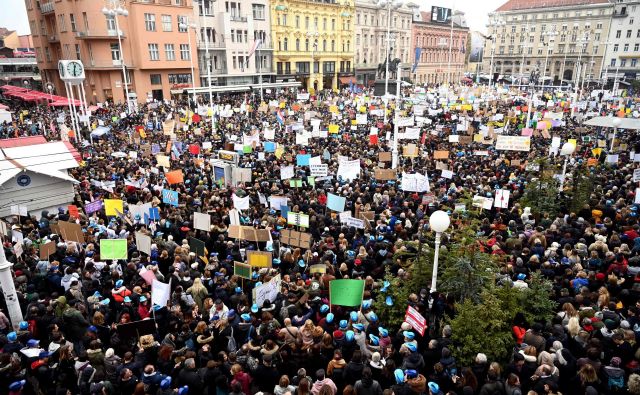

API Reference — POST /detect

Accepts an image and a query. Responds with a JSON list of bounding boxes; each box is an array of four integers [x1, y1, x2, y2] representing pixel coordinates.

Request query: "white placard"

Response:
[[280, 165, 295, 180], [310, 164, 329, 177], [494, 189, 510, 208], [495, 136, 531, 152], [193, 212, 211, 231], [441, 170, 454, 179], [345, 217, 365, 229]]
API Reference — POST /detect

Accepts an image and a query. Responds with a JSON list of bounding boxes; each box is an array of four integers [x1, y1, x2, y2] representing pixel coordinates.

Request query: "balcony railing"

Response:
[[86, 59, 133, 69], [0, 58, 37, 65], [2, 72, 41, 79], [613, 9, 628, 18], [40, 2, 54, 14], [198, 41, 227, 49], [76, 30, 124, 39], [230, 16, 248, 22]]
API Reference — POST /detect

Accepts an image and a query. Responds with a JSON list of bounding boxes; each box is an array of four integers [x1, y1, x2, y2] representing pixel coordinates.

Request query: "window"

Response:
[[631, 18, 635, 25], [149, 43, 160, 60], [44, 47, 51, 62], [70, 14, 76, 32], [323, 61, 335, 73], [296, 62, 310, 73], [595, 33, 600, 41], [29, 20, 36, 36], [168, 74, 192, 84], [625, 44, 630, 52], [332, 19, 336, 30], [106, 14, 116, 31], [252, 4, 265, 20], [638, 30, 640, 38], [305, 38, 309, 51], [296, 16, 300, 28], [632, 59, 638, 67], [236, 30, 242, 42], [305, 17, 309, 29], [323, 40, 327, 51], [180, 44, 190, 60], [150, 74, 162, 85], [611, 58, 616, 66], [178, 16, 187, 32], [614, 44, 619, 52], [284, 38, 288, 50], [58, 14, 66, 32], [165, 44, 175, 60], [162, 15, 172, 31], [621, 59, 627, 67], [231, 29, 235, 43], [597, 23, 602, 29], [616, 30, 621, 38], [75, 44, 81, 60], [627, 30, 632, 38], [145, 14, 156, 31], [331, 40, 335, 52], [63, 44, 70, 58], [199, 0, 213, 16], [296, 38, 300, 51], [111, 43, 120, 61], [232, 56, 237, 69], [282, 14, 287, 26], [83, 12, 89, 31], [323, 18, 327, 30], [635, 43, 639, 51]]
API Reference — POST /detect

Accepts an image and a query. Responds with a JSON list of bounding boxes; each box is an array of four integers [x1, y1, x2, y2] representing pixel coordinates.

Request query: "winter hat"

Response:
[[326, 313, 335, 323], [370, 352, 384, 369], [400, 322, 412, 331], [394, 369, 405, 384], [105, 348, 115, 358], [428, 382, 440, 394], [160, 377, 172, 389], [7, 332, 17, 342], [19, 321, 28, 330], [405, 369, 418, 379], [345, 330, 355, 342], [9, 380, 26, 391]]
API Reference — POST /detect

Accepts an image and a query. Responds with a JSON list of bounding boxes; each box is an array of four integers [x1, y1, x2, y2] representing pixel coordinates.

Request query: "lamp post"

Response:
[[376, 0, 402, 98], [101, 1, 130, 113], [0, 244, 23, 330], [559, 142, 576, 191], [179, 19, 198, 119], [306, 29, 319, 92], [541, 31, 557, 91], [391, 66, 403, 170], [46, 83, 54, 102], [610, 116, 621, 152], [429, 210, 450, 293], [488, 17, 505, 88], [198, 0, 216, 134]]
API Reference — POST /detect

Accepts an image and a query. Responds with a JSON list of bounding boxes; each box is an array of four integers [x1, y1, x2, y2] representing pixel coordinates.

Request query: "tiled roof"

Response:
[[495, 0, 610, 12]]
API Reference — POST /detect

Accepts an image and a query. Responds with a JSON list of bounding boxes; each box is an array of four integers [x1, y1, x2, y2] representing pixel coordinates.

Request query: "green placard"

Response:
[[189, 237, 206, 257], [289, 179, 303, 188], [329, 279, 365, 307], [100, 239, 128, 260], [234, 261, 252, 279]]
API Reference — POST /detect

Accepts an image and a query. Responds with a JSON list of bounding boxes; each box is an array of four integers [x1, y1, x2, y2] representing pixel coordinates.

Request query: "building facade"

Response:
[[353, 0, 415, 86], [603, 0, 640, 83], [25, 0, 198, 105], [411, 11, 469, 85], [194, 0, 275, 87], [0, 28, 39, 88], [270, 0, 355, 92], [482, 0, 613, 86]]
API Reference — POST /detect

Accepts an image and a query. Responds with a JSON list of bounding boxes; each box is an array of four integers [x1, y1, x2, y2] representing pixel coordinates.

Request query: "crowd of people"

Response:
[[0, 82, 639, 395]]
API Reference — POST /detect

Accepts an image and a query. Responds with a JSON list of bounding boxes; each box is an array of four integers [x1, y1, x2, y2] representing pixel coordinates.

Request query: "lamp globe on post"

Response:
[[611, 117, 622, 151], [429, 210, 450, 293], [558, 141, 576, 191]]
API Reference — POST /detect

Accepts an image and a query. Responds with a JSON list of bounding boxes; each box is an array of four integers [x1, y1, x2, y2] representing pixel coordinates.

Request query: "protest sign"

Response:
[[374, 168, 396, 181], [253, 275, 281, 306], [405, 305, 427, 336], [310, 164, 328, 177], [247, 251, 272, 268], [495, 135, 531, 152], [330, 279, 365, 307], [104, 199, 123, 216], [39, 241, 56, 260], [327, 193, 347, 212], [379, 152, 392, 162], [193, 212, 211, 231], [189, 237, 206, 257], [100, 239, 128, 260], [135, 232, 152, 255], [162, 189, 179, 206], [287, 212, 310, 228], [234, 261, 252, 279], [165, 170, 184, 184], [84, 200, 103, 214], [58, 221, 85, 243], [280, 229, 312, 249], [152, 279, 171, 307]]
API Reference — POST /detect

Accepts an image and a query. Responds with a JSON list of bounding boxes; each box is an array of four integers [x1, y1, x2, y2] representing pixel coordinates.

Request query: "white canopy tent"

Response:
[[583, 117, 640, 130]]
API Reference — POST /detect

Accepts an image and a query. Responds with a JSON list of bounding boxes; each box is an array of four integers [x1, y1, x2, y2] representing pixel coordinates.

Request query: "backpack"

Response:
[[227, 326, 237, 353]]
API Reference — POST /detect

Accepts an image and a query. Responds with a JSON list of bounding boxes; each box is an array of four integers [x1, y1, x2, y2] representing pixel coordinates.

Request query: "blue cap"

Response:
[[7, 332, 17, 342], [320, 304, 329, 314], [252, 272, 259, 280], [394, 369, 405, 384], [403, 331, 415, 340], [9, 380, 26, 391], [19, 321, 28, 330], [517, 273, 526, 280], [251, 304, 259, 313], [353, 323, 364, 331], [152, 304, 162, 311], [368, 312, 378, 322], [428, 382, 440, 394], [298, 259, 305, 267], [227, 309, 236, 319], [115, 279, 124, 288], [88, 325, 98, 333], [379, 327, 389, 337], [350, 311, 358, 322], [178, 385, 189, 395], [123, 296, 132, 303], [273, 258, 281, 265], [404, 342, 417, 352], [362, 300, 372, 309], [339, 320, 348, 329], [405, 369, 418, 379], [326, 313, 334, 323], [345, 330, 355, 342], [39, 351, 52, 359], [369, 334, 380, 345], [385, 296, 394, 306], [241, 313, 251, 322], [235, 287, 242, 294], [93, 291, 102, 298], [255, 282, 263, 288], [100, 299, 110, 305], [27, 339, 39, 347], [160, 377, 172, 389], [380, 281, 390, 292], [139, 295, 147, 302]]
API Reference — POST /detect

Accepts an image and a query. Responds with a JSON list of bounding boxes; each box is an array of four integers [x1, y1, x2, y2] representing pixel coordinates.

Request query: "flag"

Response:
[[244, 38, 263, 70], [412, 47, 422, 74], [276, 110, 285, 125]]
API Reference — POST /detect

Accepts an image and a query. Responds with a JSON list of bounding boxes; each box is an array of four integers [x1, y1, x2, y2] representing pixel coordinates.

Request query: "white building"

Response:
[[603, 0, 640, 85], [194, 0, 275, 86], [353, 0, 417, 86], [0, 138, 79, 219]]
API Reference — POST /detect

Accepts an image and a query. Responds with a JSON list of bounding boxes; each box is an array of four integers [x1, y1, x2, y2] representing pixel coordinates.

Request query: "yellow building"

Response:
[[271, 0, 355, 92]]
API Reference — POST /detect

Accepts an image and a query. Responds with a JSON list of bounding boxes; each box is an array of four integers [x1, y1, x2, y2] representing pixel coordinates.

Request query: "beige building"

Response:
[[483, 0, 613, 85], [26, 0, 198, 104], [194, 0, 274, 86], [353, 0, 416, 86]]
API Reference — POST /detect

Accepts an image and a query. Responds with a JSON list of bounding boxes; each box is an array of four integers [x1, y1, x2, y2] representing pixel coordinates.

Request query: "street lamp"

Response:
[[429, 210, 450, 293], [306, 29, 319, 92], [391, 66, 403, 170], [541, 31, 557, 89], [46, 83, 54, 102], [488, 17, 505, 88], [376, 0, 402, 97], [610, 116, 621, 151], [559, 142, 575, 191], [179, 19, 198, 120], [101, 2, 130, 113], [197, 0, 216, 134]]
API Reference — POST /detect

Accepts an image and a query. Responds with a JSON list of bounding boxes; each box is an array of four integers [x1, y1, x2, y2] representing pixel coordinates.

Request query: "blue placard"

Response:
[[296, 154, 311, 166], [148, 207, 160, 220], [161, 189, 179, 207], [264, 142, 276, 152], [326, 193, 346, 212]]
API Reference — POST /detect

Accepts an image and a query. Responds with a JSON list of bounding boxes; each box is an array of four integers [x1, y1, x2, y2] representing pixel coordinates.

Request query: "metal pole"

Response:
[[447, 7, 454, 84], [0, 244, 23, 331], [489, 38, 495, 88], [526, 83, 533, 127], [202, 0, 215, 133], [384, 3, 391, 97], [187, 23, 196, 121], [430, 232, 442, 292], [610, 126, 617, 151], [571, 62, 581, 117], [113, 8, 130, 114], [392, 68, 401, 169], [258, 44, 263, 102], [559, 155, 569, 191]]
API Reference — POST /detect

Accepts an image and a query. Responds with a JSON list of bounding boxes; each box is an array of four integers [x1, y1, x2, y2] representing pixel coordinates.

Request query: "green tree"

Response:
[[568, 162, 596, 214], [521, 158, 561, 218]]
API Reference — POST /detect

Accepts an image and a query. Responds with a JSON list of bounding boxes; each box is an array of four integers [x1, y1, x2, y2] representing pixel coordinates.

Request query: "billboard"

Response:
[[469, 32, 485, 63], [431, 6, 451, 23]]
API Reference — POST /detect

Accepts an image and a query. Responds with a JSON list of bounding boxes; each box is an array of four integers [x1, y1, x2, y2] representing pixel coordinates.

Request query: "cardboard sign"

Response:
[[374, 168, 397, 181], [287, 212, 310, 228], [39, 241, 56, 260], [310, 264, 326, 274], [280, 229, 312, 249], [403, 144, 419, 157], [228, 225, 271, 242], [379, 152, 392, 162], [234, 261, 252, 279], [247, 250, 272, 268], [433, 151, 449, 160], [495, 135, 531, 152], [58, 221, 85, 243]]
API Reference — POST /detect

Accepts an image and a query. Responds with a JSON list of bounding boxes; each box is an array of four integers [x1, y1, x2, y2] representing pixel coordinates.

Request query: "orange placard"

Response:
[[433, 151, 449, 160], [165, 170, 184, 185]]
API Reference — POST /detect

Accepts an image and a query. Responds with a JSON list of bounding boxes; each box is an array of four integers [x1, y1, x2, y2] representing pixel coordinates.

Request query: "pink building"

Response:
[[26, 0, 198, 104], [411, 11, 468, 85]]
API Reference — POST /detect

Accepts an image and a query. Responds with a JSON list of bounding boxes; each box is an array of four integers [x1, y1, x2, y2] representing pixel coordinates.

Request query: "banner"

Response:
[[100, 239, 128, 260], [330, 279, 365, 307], [400, 173, 430, 192], [405, 305, 427, 336], [253, 275, 281, 306], [287, 212, 310, 228], [495, 135, 531, 152], [310, 164, 328, 177]]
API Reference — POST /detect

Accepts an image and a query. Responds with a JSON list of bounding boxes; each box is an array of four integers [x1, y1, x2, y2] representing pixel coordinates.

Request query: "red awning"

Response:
[[339, 76, 356, 85], [49, 99, 82, 107], [0, 103, 8, 110]]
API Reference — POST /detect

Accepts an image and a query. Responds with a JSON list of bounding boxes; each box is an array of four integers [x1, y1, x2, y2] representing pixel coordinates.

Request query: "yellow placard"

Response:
[[351, 120, 357, 126], [568, 139, 577, 147], [247, 251, 272, 268], [359, 106, 366, 113], [473, 134, 483, 142], [329, 124, 339, 134], [330, 105, 338, 113], [275, 146, 284, 159], [105, 199, 123, 217], [279, 102, 286, 109]]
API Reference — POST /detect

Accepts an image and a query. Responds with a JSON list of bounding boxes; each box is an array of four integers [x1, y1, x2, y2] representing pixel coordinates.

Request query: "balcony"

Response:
[[613, 9, 628, 18], [0, 58, 37, 66], [230, 16, 248, 22], [48, 35, 59, 43], [1, 71, 41, 79], [86, 59, 133, 69], [40, 2, 54, 14], [198, 41, 227, 50], [76, 30, 125, 40]]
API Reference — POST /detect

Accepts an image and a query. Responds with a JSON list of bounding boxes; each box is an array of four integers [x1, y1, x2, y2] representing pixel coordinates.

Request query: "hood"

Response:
[[407, 374, 427, 392]]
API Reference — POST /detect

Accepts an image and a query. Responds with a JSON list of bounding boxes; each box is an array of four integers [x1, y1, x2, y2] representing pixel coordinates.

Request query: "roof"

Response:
[[0, 136, 47, 148], [0, 141, 80, 186], [495, 0, 610, 12], [0, 28, 15, 39], [417, 11, 468, 29]]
